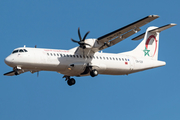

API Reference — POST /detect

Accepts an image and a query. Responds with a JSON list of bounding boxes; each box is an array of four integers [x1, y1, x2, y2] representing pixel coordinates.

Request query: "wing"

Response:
[[97, 15, 159, 50]]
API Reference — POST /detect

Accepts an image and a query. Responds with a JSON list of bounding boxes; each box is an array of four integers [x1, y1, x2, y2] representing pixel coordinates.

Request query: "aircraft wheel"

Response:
[[67, 78, 76, 86], [15, 71, 19, 75], [90, 69, 98, 77]]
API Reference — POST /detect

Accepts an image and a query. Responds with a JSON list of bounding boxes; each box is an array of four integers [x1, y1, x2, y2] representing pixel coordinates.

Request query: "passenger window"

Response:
[[106, 57, 109, 60], [125, 58, 127, 61], [113, 57, 115, 60], [51, 53, 53, 56], [90, 56, 92, 59], [24, 49, 28, 52], [122, 58, 124, 61], [96, 56, 99, 59], [87, 56, 89, 58], [76, 55, 79, 58], [47, 53, 49, 56], [110, 57, 112, 60], [60, 54, 62, 57], [70, 55, 72, 57], [67, 54, 69, 57], [100, 57, 102, 59], [119, 58, 121, 61], [116, 58, 118, 60], [80, 55, 82, 58], [57, 54, 59, 56], [54, 53, 56, 56]]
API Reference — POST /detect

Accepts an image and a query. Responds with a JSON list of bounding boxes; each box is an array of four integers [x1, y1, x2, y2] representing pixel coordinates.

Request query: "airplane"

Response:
[[4, 15, 176, 86]]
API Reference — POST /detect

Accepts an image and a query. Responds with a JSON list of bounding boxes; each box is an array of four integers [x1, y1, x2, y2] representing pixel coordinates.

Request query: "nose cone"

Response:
[[4, 56, 14, 66]]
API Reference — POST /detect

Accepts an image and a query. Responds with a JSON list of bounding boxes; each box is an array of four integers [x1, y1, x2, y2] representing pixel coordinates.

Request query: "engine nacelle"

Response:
[[84, 39, 103, 49]]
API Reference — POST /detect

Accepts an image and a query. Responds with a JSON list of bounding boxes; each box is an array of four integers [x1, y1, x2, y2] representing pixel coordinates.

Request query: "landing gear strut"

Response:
[[63, 76, 76, 86]]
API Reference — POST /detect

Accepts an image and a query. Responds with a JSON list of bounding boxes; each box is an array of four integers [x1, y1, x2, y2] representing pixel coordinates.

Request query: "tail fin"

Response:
[[125, 23, 176, 60]]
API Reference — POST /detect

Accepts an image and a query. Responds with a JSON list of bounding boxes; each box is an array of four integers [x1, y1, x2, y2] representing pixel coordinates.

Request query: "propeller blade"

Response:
[[78, 28, 82, 41], [82, 31, 90, 41], [71, 39, 79, 43], [84, 43, 91, 47]]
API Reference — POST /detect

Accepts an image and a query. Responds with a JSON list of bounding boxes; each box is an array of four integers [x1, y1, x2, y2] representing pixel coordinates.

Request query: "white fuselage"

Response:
[[4, 47, 166, 77]]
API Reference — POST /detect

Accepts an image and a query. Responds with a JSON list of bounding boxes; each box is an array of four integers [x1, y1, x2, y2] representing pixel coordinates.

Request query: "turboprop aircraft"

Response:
[[4, 15, 176, 86]]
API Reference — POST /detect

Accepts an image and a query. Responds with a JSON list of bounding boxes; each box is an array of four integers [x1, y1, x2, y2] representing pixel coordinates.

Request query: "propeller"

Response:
[[71, 28, 91, 49]]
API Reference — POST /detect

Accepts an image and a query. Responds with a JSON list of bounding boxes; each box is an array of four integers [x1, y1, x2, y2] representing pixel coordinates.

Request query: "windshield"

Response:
[[12, 49, 28, 54]]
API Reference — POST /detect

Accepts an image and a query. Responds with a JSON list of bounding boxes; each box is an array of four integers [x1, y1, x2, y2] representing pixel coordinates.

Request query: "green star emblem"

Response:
[[143, 47, 150, 56]]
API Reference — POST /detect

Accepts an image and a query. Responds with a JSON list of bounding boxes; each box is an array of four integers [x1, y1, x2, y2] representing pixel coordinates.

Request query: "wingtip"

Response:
[[170, 23, 177, 26], [148, 15, 159, 18]]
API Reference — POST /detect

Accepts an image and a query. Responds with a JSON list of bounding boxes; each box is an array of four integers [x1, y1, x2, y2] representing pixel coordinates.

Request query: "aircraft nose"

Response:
[[4, 56, 13, 66]]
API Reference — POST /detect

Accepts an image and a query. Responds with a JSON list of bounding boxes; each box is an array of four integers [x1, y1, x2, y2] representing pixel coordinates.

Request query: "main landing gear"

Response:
[[63, 76, 76, 86], [63, 69, 98, 86]]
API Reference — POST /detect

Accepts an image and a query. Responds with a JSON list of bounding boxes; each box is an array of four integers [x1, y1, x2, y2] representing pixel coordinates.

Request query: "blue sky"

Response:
[[0, 0, 180, 120]]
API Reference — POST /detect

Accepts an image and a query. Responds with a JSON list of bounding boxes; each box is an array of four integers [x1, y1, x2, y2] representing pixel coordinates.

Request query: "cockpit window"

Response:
[[12, 50, 19, 54], [12, 49, 28, 54], [19, 49, 24, 52]]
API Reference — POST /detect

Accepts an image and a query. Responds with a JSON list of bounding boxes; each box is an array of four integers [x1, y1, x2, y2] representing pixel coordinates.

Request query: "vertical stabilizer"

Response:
[[123, 24, 176, 60]]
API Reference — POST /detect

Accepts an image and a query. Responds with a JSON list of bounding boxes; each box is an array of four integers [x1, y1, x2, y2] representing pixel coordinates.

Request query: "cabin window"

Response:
[[122, 58, 124, 61], [113, 57, 115, 60], [80, 55, 82, 58], [60, 54, 62, 57], [119, 58, 121, 61], [67, 54, 69, 57], [57, 54, 59, 56], [51, 53, 53, 56], [73, 55, 75, 58], [90, 56, 92, 59], [47, 53, 49, 56], [87, 56, 89, 58], [125, 58, 127, 61], [76, 55, 79, 58], [110, 57, 112, 60], [54, 53, 56, 56], [106, 57, 109, 60], [116, 58, 118, 60], [96, 56, 99, 59]]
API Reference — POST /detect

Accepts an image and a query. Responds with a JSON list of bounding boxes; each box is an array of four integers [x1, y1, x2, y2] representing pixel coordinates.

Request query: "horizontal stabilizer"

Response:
[[132, 23, 177, 40]]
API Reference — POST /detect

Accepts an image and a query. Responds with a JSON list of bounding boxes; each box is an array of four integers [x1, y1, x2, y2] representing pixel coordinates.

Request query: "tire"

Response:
[[67, 78, 76, 86], [90, 69, 98, 77]]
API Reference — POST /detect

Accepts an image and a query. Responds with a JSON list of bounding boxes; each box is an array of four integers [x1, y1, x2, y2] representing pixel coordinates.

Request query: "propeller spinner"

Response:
[[71, 28, 91, 49]]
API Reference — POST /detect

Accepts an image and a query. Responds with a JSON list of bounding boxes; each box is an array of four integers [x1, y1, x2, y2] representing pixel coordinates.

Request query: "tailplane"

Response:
[[123, 23, 176, 60]]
